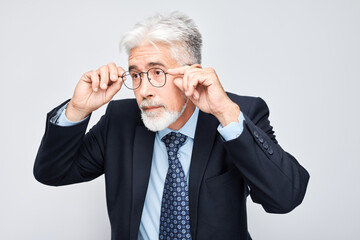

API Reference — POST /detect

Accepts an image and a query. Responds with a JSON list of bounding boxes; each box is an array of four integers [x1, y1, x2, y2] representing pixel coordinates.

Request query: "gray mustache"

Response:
[[140, 100, 166, 111]]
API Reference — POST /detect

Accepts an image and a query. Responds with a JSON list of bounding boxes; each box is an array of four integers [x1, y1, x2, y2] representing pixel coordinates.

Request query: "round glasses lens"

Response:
[[123, 70, 141, 89], [148, 68, 166, 87]]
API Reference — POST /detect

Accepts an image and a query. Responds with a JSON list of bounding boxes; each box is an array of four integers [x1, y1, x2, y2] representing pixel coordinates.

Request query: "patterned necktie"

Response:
[[159, 132, 191, 240]]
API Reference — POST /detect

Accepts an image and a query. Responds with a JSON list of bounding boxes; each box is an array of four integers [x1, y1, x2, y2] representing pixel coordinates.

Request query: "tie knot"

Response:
[[161, 132, 187, 153]]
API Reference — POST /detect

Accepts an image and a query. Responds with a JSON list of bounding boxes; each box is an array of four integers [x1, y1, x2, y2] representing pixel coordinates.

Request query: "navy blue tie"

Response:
[[159, 132, 191, 240]]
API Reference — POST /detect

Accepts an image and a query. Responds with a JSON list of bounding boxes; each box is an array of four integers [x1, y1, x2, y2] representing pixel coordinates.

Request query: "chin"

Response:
[[141, 111, 179, 132], [141, 101, 188, 132]]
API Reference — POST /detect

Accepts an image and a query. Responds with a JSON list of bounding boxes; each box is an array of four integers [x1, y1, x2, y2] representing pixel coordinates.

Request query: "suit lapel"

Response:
[[189, 111, 219, 239], [130, 126, 155, 240]]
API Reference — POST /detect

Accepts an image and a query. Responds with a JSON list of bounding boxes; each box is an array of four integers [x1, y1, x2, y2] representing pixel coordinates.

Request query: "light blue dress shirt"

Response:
[[54, 102, 245, 240]]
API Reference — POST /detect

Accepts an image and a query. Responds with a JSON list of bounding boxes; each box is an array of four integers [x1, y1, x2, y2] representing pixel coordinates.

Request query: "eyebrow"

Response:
[[129, 62, 166, 71]]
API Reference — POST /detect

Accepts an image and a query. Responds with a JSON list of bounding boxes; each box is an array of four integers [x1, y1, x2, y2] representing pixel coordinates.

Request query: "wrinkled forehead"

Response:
[[128, 42, 179, 70]]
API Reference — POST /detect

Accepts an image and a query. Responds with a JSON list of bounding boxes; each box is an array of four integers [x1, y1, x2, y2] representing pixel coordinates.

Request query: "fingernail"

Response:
[[112, 75, 117, 80], [94, 88, 98, 92], [101, 83, 107, 89]]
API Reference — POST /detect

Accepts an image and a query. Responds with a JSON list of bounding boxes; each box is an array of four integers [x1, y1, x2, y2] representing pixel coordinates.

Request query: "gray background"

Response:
[[1, 0, 359, 239]]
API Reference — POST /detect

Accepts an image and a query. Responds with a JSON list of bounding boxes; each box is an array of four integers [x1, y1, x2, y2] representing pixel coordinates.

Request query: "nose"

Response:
[[137, 73, 155, 99]]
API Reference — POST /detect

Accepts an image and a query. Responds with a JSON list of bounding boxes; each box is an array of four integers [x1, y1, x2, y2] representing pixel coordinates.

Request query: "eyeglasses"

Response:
[[121, 68, 168, 90]]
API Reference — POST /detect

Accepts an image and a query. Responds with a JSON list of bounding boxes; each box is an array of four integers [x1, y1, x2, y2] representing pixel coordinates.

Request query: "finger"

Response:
[[107, 62, 118, 82], [182, 71, 189, 94], [98, 66, 109, 90], [167, 64, 202, 75], [167, 66, 188, 75], [117, 67, 127, 86], [193, 89, 200, 100], [184, 68, 203, 96], [186, 73, 201, 98], [117, 66, 126, 77], [81, 73, 91, 83], [105, 78, 123, 102], [88, 71, 100, 92]]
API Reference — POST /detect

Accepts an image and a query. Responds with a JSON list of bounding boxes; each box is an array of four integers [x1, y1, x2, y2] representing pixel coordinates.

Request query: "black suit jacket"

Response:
[[34, 93, 309, 240]]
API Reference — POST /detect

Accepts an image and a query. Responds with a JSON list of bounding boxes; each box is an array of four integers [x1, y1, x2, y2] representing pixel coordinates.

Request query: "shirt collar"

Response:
[[158, 107, 199, 140]]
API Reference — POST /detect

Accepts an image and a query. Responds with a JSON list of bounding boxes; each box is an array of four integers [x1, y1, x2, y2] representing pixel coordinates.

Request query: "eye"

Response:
[[130, 72, 140, 79], [154, 69, 164, 76]]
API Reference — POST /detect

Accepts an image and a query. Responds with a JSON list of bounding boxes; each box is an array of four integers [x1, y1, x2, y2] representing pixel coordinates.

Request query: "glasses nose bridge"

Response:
[[140, 70, 151, 81], [138, 71, 152, 91]]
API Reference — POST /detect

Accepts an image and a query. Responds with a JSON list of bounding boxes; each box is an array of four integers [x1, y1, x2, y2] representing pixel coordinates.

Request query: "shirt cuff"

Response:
[[51, 102, 89, 126], [217, 111, 245, 141]]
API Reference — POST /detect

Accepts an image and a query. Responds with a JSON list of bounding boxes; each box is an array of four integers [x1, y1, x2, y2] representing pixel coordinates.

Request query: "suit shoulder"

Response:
[[108, 98, 138, 108], [226, 92, 257, 104], [106, 98, 141, 121], [226, 92, 268, 115]]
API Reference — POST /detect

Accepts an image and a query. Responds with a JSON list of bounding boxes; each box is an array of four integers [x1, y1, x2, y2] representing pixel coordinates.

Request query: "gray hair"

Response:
[[119, 11, 202, 65]]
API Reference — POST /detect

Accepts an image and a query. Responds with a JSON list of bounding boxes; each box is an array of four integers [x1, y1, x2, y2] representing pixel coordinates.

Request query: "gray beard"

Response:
[[140, 99, 188, 132]]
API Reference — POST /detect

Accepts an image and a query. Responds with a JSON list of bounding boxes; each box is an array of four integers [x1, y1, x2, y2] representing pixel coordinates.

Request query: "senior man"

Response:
[[34, 12, 309, 240]]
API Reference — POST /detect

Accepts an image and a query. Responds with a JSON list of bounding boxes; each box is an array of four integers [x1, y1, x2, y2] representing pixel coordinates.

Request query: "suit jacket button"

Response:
[[253, 131, 259, 138], [258, 136, 264, 143], [268, 147, 273, 155], [263, 141, 269, 149]]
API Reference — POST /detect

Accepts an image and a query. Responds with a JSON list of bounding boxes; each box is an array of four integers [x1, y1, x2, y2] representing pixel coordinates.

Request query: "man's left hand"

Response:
[[167, 65, 241, 127]]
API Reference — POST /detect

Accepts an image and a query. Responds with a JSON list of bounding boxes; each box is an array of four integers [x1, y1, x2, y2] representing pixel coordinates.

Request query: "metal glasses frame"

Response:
[[121, 67, 168, 90]]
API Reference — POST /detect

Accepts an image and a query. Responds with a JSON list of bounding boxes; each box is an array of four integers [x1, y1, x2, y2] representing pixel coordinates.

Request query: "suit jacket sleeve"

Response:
[[33, 99, 110, 186], [224, 96, 309, 213]]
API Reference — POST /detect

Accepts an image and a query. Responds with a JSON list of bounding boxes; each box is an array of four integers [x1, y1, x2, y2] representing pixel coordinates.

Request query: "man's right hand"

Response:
[[66, 62, 125, 122]]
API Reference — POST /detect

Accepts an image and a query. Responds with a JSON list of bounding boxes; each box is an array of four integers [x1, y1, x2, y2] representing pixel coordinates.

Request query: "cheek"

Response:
[[169, 84, 187, 109], [168, 93, 187, 112], [134, 91, 142, 108]]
